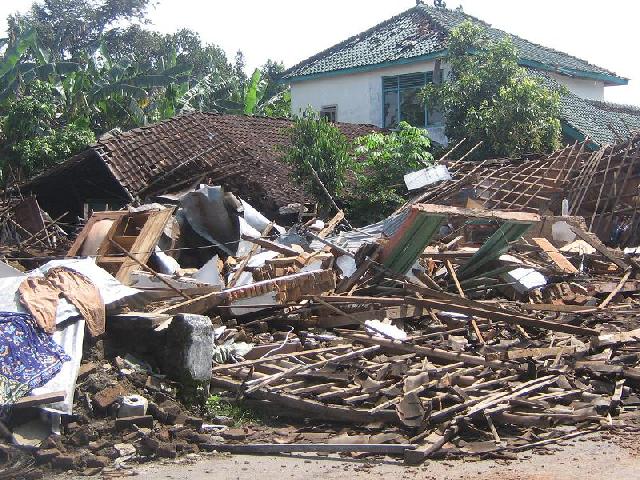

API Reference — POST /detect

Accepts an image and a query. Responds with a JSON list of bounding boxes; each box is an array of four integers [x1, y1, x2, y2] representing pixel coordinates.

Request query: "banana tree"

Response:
[[0, 28, 83, 101], [54, 45, 192, 131]]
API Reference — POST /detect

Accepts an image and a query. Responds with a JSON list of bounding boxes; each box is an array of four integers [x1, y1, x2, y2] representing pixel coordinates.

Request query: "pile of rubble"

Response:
[[1, 171, 640, 476]]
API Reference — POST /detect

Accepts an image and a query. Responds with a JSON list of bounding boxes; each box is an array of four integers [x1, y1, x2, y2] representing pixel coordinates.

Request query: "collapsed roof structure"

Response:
[[18, 113, 379, 219], [2, 117, 640, 476], [415, 133, 640, 246]]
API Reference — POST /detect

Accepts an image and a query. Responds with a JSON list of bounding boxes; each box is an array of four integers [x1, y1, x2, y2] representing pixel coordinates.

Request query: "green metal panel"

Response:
[[383, 213, 444, 275], [456, 222, 533, 281]]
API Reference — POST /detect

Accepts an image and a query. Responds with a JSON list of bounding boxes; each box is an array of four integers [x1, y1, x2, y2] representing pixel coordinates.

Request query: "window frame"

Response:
[[320, 105, 338, 123], [381, 71, 442, 129]]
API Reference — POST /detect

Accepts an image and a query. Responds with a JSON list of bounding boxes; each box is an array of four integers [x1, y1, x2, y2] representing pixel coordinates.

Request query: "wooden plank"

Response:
[[405, 426, 458, 465], [445, 260, 484, 344], [445, 260, 465, 297], [413, 204, 541, 224], [67, 211, 127, 257], [240, 234, 298, 256], [599, 269, 632, 308], [115, 208, 175, 284], [156, 269, 335, 315], [210, 376, 397, 424], [318, 210, 345, 239], [229, 223, 274, 287], [244, 346, 380, 394], [592, 328, 640, 348], [501, 346, 576, 360], [518, 303, 599, 314], [567, 222, 628, 270], [13, 391, 66, 408], [211, 345, 352, 372], [531, 237, 578, 274], [109, 239, 190, 300]]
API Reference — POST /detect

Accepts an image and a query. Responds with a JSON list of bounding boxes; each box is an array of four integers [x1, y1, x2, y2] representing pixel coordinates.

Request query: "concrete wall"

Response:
[[290, 62, 606, 126], [548, 72, 605, 100], [290, 60, 441, 127]]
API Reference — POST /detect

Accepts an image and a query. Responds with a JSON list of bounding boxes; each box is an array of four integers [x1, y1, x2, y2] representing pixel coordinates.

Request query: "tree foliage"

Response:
[[422, 21, 561, 159], [282, 109, 351, 211], [0, 1, 290, 182], [2, 80, 95, 179], [348, 122, 434, 223], [7, 0, 152, 61]]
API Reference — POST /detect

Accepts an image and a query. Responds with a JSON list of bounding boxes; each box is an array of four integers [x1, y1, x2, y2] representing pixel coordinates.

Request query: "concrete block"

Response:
[[163, 314, 214, 382]]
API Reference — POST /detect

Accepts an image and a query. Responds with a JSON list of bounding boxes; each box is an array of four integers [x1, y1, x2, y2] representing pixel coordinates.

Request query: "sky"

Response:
[[1, 0, 639, 105]]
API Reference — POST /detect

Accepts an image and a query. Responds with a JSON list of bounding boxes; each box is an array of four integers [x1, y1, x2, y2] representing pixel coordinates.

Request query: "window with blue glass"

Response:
[[383, 71, 443, 129]]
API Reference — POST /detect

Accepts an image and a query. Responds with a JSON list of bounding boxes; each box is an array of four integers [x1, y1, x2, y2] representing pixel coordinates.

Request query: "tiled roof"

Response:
[[283, 4, 625, 84], [528, 70, 640, 147], [25, 113, 379, 213]]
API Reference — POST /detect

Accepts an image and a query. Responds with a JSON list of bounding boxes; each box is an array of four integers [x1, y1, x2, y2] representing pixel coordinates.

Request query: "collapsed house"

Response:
[[17, 113, 379, 220], [2, 128, 640, 475]]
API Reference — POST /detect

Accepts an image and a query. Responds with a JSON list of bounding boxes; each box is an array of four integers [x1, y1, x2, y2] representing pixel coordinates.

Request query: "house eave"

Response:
[[519, 59, 628, 86], [283, 52, 628, 86], [282, 51, 449, 83], [561, 121, 600, 151]]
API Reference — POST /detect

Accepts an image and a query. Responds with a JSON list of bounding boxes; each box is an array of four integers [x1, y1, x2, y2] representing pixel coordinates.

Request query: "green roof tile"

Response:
[[529, 70, 640, 147], [284, 5, 626, 84]]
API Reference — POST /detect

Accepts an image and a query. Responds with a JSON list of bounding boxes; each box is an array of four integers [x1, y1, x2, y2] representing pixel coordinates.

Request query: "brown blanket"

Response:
[[18, 267, 105, 336]]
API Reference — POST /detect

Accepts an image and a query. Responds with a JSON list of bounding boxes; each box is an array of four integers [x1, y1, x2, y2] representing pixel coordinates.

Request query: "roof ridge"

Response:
[[587, 99, 640, 114], [284, 4, 625, 82], [417, 4, 492, 30], [282, 5, 424, 78], [418, 3, 622, 79]]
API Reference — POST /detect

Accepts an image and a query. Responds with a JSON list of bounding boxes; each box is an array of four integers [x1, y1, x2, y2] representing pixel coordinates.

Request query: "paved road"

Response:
[[94, 433, 639, 480]]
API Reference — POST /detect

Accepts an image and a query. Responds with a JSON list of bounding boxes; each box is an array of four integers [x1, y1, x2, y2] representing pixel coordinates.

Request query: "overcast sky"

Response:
[[2, 0, 638, 105]]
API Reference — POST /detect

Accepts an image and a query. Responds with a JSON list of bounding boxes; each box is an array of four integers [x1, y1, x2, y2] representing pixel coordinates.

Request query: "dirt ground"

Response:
[[59, 420, 640, 480]]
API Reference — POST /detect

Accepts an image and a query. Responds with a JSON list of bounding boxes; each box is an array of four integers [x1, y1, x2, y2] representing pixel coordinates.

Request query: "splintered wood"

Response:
[[206, 203, 640, 464]]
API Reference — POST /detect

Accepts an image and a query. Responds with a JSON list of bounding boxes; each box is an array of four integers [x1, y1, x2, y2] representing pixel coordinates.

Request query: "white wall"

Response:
[[290, 61, 606, 127], [291, 60, 440, 127], [547, 72, 605, 100]]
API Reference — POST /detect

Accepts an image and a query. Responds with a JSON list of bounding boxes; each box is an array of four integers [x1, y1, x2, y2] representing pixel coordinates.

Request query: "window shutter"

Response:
[[382, 76, 398, 91], [398, 73, 426, 89]]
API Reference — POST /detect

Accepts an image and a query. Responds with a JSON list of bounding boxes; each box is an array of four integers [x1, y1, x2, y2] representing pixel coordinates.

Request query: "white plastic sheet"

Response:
[[404, 165, 451, 191], [0, 259, 140, 414], [336, 255, 357, 278], [364, 320, 407, 340], [503, 267, 547, 294]]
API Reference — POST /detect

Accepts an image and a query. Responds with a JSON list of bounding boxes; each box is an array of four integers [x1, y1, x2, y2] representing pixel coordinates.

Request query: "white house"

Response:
[[283, 3, 640, 147]]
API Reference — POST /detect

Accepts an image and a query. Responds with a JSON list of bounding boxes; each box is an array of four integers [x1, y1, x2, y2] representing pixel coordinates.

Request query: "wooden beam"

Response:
[[413, 203, 541, 224], [210, 375, 397, 424], [240, 234, 298, 256], [531, 237, 578, 274], [13, 391, 66, 408]]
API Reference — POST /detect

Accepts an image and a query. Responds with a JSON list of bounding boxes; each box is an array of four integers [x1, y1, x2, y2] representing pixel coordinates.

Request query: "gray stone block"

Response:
[[163, 314, 214, 382]]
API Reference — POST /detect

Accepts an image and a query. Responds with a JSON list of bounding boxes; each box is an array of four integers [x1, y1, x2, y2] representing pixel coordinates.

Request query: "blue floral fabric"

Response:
[[0, 312, 70, 393]]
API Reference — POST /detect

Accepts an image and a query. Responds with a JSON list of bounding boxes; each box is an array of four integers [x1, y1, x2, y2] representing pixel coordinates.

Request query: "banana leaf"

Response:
[[91, 83, 149, 100], [0, 29, 36, 79]]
